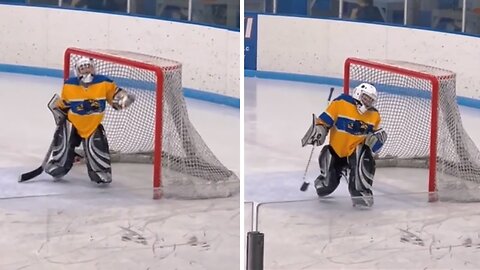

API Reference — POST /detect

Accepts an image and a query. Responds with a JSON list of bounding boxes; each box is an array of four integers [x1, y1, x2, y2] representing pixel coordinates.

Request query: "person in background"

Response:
[[73, 0, 127, 12], [350, 0, 384, 23]]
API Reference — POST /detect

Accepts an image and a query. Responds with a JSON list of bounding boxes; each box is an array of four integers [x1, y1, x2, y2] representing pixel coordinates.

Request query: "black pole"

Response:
[[246, 231, 264, 270]]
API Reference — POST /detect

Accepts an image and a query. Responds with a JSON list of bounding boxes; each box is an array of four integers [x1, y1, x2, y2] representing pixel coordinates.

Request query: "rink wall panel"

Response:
[[255, 14, 480, 100], [0, 4, 240, 99]]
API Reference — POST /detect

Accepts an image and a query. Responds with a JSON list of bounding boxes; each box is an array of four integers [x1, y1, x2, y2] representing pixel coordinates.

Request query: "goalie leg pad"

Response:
[[44, 123, 81, 178], [83, 124, 112, 184], [347, 144, 375, 207], [314, 146, 345, 197]]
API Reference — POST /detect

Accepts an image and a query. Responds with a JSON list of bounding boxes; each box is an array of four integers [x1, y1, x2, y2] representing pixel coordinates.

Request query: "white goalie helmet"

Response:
[[352, 83, 377, 114], [74, 57, 95, 84]]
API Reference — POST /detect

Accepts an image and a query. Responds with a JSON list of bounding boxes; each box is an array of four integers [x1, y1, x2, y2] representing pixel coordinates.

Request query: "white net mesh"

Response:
[[345, 58, 480, 201], [66, 48, 239, 199]]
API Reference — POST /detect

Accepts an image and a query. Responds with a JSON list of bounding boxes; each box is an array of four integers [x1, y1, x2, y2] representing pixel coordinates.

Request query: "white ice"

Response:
[[245, 77, 480, 270], [0, 72, 240, 270]]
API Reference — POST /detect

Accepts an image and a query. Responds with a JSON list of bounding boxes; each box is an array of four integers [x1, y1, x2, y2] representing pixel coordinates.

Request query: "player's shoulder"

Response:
[[64, 75, 114, 85], [65, 77, 80, 85], [91, 75, 114, 83], [367, 107, 381, 121], [333, 93, 356, 105]]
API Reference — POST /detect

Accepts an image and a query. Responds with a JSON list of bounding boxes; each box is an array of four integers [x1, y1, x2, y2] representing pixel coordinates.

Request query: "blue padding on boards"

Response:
[[0, 64, 239, 108], [0, 64, 63, 78], [183, 88, 240, 108], [245, 69, 480, 109], [245, 13, 258, 70], [244, 70, 344, 86]]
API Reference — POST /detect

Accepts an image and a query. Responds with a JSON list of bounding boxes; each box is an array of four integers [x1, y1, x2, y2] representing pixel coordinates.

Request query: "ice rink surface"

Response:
[[0, 72, 240, 270], [245, 77, 480, 270]]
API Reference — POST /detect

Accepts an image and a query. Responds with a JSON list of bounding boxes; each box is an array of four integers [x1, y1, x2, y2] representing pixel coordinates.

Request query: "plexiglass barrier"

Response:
[[5, 0, 240, 29], [245, 0, 480, 36]]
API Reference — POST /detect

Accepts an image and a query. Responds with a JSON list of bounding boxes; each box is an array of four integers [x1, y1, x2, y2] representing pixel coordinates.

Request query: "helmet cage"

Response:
[[359, 92, 376, 109], [74, 58, 95, 78], [353, 83, 377, 109]]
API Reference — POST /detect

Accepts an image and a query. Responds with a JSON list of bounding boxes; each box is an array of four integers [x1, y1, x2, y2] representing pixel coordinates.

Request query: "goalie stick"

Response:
[[300, 87, 334, 192], [18, 138, 55, 182], [18, 94, 65, 182]]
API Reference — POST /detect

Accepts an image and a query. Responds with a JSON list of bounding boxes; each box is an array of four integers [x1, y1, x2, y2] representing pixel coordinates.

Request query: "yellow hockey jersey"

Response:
[[57, 75, 117, 139], [317, 94, 381, 158]]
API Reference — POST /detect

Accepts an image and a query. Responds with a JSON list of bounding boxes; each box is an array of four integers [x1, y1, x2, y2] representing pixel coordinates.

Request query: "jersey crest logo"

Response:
[[87, 99, 101, 112], [347, 120, 370, 135], [71, 99, 104, 115], [75, 103, 84, 112]]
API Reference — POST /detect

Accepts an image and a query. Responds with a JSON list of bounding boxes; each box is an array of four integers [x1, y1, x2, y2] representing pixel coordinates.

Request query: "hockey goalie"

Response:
[[302, 83, 387, 207], [44, 57, 135, 184]]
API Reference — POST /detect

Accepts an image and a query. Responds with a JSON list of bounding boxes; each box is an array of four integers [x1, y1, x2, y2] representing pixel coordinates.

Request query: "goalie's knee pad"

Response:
[[45, 123, 81, 178], [314, 146, 341, 197], [83, 125, 112, 184], [347, 145, 375, 206]]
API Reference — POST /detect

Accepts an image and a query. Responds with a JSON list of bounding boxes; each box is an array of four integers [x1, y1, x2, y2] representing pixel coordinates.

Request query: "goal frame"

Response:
[[343, 57, 440, 194], [64, 47, 165, 196]]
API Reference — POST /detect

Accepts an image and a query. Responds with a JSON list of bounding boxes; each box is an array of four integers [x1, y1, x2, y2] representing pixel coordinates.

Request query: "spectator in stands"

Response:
[[161, 5, 188, 20], [105, 0, 127, 12], [73, 0, 106, 10], [350, 0, 384, 23], [73, 0, 126, 13]]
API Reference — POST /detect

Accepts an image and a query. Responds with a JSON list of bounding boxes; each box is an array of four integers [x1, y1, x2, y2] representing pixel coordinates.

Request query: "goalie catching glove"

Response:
[[364, 128, 387, 153], [112, 88, 135, 110], [301, 114, 329, 147]]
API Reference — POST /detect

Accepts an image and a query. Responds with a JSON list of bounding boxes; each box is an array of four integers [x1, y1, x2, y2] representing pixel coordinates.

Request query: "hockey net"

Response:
[[64, 48, 239, 199], [344, 58, 480, 201]]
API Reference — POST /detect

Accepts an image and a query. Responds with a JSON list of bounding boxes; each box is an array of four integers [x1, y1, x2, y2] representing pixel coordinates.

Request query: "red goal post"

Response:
[[63, 48, 239, 199], [343, 57, 480, 201]]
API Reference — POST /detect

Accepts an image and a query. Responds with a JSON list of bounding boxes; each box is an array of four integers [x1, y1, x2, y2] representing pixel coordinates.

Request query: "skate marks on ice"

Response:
[[119, 225, 211, 252], [398, 228, 425, 247], [255, 196, 480, 270], [0, 163, 158, 200], [119, 226, 148, 245], [0, 194, 239, 270]]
